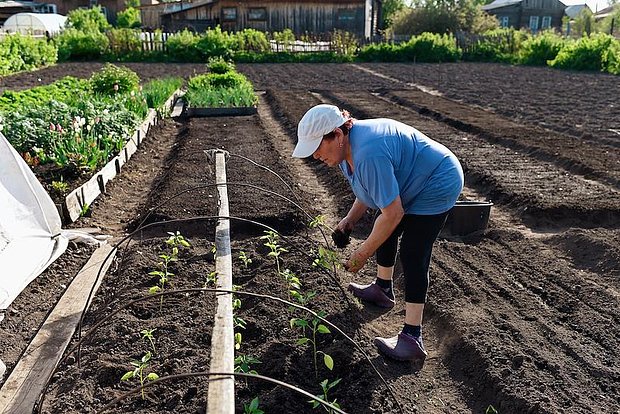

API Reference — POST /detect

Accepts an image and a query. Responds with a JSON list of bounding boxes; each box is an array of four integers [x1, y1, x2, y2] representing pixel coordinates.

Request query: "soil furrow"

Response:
[[322, 90, 620, 229]]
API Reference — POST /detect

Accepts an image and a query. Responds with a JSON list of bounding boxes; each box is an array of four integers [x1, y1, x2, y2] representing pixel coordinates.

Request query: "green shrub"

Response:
[[55, 28, 109, 61], [66, 6, 110, 32], [602, 38, 620, 75], [116, 7, 141, 29], [208, 56, 235, 74], [357, 42, 401, 62], [462, 28, 521, 63], [518, 30, 563, 65], [196, 26, 236, 60], [106, 28, 142, 58], [403, 32, 461, 62], [90, 64, 140, 95], [0, 33, 57, 75], [235, 28, 270, 53], [550, 33, 616, 71], [166, 29, 201, 61], [331, 30, 359, 57]]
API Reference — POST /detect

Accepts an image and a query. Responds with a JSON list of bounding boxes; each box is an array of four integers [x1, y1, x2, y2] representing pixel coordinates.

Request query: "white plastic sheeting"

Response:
[[0, 132, 68, 311], [1, 13, 67, 35]]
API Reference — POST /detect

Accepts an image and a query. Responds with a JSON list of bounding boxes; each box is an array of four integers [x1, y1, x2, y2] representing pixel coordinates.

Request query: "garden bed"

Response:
[[0, 62, 619, 414]]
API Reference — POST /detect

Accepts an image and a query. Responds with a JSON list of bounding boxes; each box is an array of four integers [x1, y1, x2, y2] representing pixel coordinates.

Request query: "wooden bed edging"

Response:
[[185, 106, 257, 117], [60, 88, 184, 223], [206, 150, 235, 414], [0, 243, 116, 414]]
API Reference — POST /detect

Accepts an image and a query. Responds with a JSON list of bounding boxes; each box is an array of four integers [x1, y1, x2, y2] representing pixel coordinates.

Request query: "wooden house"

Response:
[[160, 0, 382, 39], [41, 0, 127, 23], [482, 0, 566, 31]]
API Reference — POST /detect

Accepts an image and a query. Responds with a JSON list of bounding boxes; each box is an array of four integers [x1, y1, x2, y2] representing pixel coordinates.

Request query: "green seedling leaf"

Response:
[[296, 338, 310, 346], [148, 286, 162, 294], [317, 324, 330, 334], [324, 354, 334, 370], [121, 371, 134, 381]]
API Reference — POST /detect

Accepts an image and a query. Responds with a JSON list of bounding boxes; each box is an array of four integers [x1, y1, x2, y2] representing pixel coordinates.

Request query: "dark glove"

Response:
[[331, 228, 351, 248]]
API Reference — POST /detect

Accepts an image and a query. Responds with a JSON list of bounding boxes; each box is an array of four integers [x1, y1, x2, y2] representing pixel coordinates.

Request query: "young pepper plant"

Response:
[[309, 378, 342, 413], [260, 231, 287, 277], [291, 311, 334, 377], [244, 397, 265, 414], [120, 351, 159, 400]]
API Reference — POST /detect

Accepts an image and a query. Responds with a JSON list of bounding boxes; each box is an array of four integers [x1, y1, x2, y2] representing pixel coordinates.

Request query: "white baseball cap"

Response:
[[293, 104, 347, 158]]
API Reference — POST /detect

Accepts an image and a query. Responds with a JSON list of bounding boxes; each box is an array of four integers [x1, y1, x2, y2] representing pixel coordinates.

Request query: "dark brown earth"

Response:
[[0, 62, 619, 414]]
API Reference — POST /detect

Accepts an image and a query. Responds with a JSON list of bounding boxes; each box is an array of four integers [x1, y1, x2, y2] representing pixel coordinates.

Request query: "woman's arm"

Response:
[[346, 195, 404, 272], [337, 198, 368, 232]]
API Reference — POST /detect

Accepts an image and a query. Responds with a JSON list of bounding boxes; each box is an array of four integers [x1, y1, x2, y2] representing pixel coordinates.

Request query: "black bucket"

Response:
[[440, 201, 493, 237]]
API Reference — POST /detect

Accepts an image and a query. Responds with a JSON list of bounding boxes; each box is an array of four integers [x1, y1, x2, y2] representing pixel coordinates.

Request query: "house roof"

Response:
[[593, 4, 616, 18], [564, 4, 590, 18], [0, 1, 37, 8], [481, 0, 522, 11]]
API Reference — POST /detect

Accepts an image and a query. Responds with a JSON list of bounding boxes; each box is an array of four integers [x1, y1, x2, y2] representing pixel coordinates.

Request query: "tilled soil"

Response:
[[1, 62, 619, 414]]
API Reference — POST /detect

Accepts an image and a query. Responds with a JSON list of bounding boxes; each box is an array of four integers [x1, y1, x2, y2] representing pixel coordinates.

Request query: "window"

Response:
[[500, 16, 510, 27], [529, 15, 539, 31], [541, 16, 552, 28], [222, 7, 237, 21], [248, 8, 266, 21], [337, 9, 355, 22]]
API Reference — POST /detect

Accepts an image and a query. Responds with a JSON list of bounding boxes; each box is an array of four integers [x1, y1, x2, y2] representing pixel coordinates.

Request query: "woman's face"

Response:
[[312, 129, 344, 167]]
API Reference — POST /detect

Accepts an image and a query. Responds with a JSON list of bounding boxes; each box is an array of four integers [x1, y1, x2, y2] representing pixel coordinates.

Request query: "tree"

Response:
[[117, 7, 141, 28], [390, 0, 498, 36], [381, 0, 407, 30], [66, 6, 110, 32]]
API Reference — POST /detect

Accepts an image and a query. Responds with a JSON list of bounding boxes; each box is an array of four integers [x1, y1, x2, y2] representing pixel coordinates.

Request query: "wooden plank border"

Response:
[[206, 151, 235, 414], [186, 107, 257, 117], [0, 243, 116, 413], [62, 89, 183, 223]]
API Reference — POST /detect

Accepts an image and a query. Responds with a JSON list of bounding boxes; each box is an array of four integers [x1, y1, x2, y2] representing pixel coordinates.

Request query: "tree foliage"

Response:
[[390, 0, 498, 36], [66, 6, 110, 33]]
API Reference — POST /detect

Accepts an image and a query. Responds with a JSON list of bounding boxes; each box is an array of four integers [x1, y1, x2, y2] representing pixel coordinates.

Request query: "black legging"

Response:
[[376, 212, 448, 304]]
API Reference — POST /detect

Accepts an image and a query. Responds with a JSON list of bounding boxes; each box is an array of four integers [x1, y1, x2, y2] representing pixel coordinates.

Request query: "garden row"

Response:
[[0, 59, 257, 218]]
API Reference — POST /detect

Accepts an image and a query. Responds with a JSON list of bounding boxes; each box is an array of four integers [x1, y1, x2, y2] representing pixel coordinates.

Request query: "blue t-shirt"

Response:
[[339, 119, 464, 215]]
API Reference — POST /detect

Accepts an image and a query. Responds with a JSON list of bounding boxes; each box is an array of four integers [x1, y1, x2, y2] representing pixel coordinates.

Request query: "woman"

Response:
[[292, 104, 463, 363]]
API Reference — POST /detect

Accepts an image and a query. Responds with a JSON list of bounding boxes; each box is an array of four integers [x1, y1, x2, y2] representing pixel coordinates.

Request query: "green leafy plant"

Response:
[[239, 251, 252, 268], [142, 77, 183, 110], [309, 378, 341, 413], [291, 311, 334, 377], [234, 354, 261, 375], [51, 179, 69, 195], [80, 203, 90, 217], [312, 246, 340, 270], [120, 351, 159, 400], [204, 270, 218, 287], [260, 231, 288, 277], [243, 397, 265, 414], [140, 328, 157, 354], [208, 56, 236, 74], [90, 63, 140, 96], [234, 332, 243, 350]]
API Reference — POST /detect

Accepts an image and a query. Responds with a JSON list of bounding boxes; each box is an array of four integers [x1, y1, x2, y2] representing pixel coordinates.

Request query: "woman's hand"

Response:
[[345, 247, 371, 273]]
